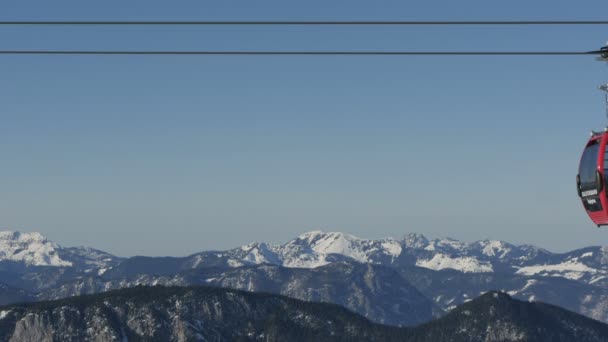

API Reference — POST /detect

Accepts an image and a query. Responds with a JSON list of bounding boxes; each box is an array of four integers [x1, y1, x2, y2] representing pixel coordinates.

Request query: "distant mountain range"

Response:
[[3, 230, 604, 282], [1, 285, 608, 342], [2, 230, 608, 326]]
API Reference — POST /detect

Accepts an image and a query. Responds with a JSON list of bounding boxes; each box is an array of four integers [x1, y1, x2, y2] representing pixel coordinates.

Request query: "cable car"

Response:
[[577, 45, 608, 226], [577, 130, 608, 226], [577, 49, 608, 226]]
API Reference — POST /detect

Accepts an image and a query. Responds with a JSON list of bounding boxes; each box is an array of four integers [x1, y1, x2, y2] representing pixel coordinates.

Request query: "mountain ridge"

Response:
[[4, 229, 605, 286], [0, 229, 594, 270], [1, 285, 608, 342]]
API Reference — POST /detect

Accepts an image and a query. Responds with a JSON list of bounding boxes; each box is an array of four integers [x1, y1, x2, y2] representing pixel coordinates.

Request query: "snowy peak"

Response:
[[0, 231, 72, 267], [307, 232, 368, 259], [222, 231, 405, 269], [0, 231, 121, 269], [293, 231, 402, 263]]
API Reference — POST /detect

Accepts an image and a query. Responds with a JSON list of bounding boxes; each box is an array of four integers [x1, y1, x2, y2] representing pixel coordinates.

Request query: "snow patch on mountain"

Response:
[[0, 231, 71, 267], [280, 253, 330, 268], [416, 253, 493, 273], [381, 241, 402, 256], [227, 259, 245, 267], [516, 260, 598, 280], [507, 279, 538, 296]]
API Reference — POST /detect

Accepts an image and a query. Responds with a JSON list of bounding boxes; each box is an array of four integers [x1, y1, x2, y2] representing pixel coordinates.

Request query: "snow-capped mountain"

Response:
[[218, 231, 605, 281], [229, 231, 518, 272], [3, 229, 607, 286], [0, 231, 122, 278], [223, 231, 403, 269], [0, 231, 71, 267], [202, 231, 608, 304]]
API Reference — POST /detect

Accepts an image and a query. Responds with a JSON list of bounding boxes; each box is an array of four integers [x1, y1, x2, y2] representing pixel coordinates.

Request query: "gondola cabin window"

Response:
[[579, 140, 603, 212], [580, 141, 600, 193]]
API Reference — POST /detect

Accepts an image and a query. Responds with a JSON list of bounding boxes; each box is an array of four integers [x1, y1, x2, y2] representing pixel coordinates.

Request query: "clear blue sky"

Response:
[[2, 0, 608, 256]]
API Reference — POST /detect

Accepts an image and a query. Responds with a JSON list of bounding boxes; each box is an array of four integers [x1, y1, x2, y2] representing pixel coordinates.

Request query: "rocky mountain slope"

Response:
[[37, 261, 442, 326], [1, 286, 608, 342], [0, 285, 396, 342]]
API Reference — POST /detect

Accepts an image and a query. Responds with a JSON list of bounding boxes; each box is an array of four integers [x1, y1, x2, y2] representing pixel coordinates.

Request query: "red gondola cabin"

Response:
[[578, 131, 608, 226]]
